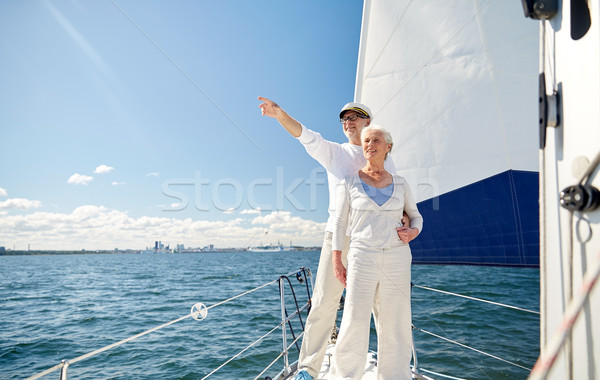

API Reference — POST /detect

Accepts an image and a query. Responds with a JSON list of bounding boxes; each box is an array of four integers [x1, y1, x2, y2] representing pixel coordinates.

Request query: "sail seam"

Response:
[[371, 0, 494, 117], [508, 170, 526, 264]]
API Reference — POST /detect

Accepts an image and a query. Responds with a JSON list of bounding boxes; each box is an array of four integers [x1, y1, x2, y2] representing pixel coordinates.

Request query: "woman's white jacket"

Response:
[[332, 172, 423, 251]]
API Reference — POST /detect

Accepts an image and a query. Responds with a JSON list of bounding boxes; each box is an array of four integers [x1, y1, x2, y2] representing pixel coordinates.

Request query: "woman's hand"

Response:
[[396, 227, 419, 243], [332, 250, 347, 287]]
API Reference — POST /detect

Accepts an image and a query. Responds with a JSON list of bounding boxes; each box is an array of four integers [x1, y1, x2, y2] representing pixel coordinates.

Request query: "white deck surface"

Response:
[[279, 342, 433, 380], [313, 343, 377, 380]]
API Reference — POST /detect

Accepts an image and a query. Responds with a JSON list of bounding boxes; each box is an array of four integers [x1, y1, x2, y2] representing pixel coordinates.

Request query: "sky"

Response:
[[0, 0, 365, 250]]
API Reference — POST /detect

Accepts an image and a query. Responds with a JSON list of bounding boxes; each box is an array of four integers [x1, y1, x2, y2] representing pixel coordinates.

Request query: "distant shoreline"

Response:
[[0, 248, 322, 256]]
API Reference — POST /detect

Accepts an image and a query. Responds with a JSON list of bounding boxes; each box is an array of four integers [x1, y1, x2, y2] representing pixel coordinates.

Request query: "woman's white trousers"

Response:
[[331, 245, 413, 380]]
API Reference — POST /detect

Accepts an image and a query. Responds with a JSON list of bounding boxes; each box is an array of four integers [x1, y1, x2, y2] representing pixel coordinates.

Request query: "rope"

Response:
[[528, 250, 600, 380], [26, 313, 193, 380], [413, 326, 532, 371], [207, 278, 279, 310], [109, 0, 260, 148], [415, 366, 468, 380], [254, 332, 304, 380], [201, 322, 284, 380], [280, 275, 305, 353], [578, 150, 600, 186], [413, 284, 540, 315], [372, 0, 494, 117], [300, 267, 313, 314], [202, 269, 312, 379]]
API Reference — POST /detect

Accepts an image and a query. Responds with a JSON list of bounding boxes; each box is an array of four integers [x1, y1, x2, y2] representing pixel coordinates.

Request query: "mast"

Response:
[[525, 1, 600, 379]]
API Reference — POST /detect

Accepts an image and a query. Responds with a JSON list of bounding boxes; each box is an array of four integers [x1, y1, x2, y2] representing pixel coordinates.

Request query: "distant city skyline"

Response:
[[0, 237, 320, 252]]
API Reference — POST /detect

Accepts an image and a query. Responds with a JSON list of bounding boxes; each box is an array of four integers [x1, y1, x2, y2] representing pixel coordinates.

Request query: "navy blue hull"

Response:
[[411, 170, 539, 267]]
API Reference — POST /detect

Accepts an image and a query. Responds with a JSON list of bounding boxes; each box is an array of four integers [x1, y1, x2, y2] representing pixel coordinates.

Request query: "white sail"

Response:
[[355, 0, 539, 198], [354, 0, 540, 266]]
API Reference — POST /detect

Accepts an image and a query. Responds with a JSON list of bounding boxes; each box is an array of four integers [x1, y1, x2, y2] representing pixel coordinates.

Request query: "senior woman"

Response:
[[330, 125, 422, 380]]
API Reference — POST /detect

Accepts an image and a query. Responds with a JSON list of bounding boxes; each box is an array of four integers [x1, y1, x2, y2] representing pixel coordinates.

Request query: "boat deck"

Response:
[[277, 342, 432, 380]]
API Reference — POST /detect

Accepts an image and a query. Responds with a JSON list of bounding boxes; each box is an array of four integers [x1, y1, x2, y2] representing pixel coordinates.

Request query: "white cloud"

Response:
[[0, 187, 7, 197], [0, 206, 325, 250], [251, 211, 325, 237], [94, 164, 114, 174], [223, 208, 236, 214], [68, 173, 94, 185], [146, 172, 160, 177], [0, 198, 42, 210], [241, 208, 261, 214], [112, 181, 125, 186], [252, 210, 292, 225]]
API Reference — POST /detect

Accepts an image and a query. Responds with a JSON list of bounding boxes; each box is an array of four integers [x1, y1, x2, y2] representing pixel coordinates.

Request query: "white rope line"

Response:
[[25, 362, 64, 379], [207, 278, 279, 310], [414, 327, 531, 371], [413, 284, 540, 314], [26, 276, 282, 380], [578, 148, 600, 185], [201, 321, 284, 380], [528, 250, 600, 380], [254, 332, 304, 380], [373, 0, 493, 116], [204, 272, 309, 379], [415, 366, 468, 380], [109, 0, 260, 148], [26, 313, 193, 380]]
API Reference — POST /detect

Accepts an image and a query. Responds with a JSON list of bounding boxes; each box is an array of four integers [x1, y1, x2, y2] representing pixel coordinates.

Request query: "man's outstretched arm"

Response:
[[258, 96, 302, 137]]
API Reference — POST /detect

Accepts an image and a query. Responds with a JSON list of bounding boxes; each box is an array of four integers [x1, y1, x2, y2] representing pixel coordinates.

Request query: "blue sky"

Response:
[[0, 0, 364, 250]]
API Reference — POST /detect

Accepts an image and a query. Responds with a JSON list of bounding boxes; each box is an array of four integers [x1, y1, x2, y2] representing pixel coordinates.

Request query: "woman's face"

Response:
[[362, 129, 391, 161]]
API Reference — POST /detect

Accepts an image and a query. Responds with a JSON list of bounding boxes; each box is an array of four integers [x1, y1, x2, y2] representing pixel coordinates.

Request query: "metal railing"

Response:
[[26, 267, 540, 380], [26, 267, 313, 380]]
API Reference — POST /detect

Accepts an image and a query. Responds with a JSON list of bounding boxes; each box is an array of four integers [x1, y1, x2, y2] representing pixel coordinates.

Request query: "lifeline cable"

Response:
[[413, 284, 539, 314], [26, 272, 291, 380], [254, 332, 304, 380], [413, 326, 532, 372], [200, 322, 284, 380]]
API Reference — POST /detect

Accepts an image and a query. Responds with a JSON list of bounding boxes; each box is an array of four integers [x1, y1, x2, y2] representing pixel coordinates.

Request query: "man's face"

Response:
[[341, 110, 370, 144]]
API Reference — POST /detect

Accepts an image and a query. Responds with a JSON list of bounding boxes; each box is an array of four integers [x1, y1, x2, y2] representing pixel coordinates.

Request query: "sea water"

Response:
[[0, 252, 538, 379]]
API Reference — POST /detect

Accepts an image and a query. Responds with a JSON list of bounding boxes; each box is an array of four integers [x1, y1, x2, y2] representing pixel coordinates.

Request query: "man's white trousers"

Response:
[[297, 232, 348, 377]]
